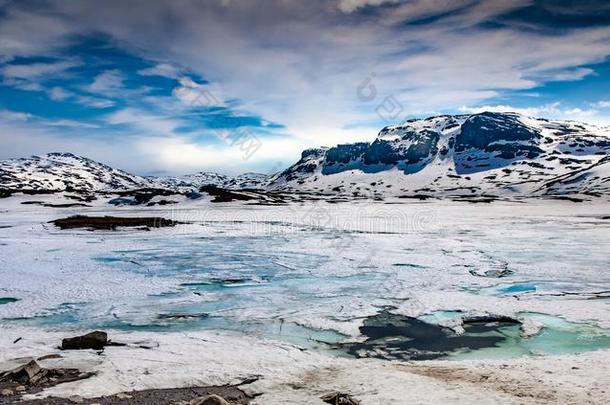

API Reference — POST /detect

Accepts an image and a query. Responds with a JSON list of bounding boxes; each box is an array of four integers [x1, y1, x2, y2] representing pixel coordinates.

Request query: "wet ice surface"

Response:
[[1, 200, 610, 359]]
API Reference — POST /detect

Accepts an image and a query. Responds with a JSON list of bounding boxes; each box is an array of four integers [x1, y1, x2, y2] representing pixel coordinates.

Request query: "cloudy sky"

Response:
[[1, 0, 610, 175]]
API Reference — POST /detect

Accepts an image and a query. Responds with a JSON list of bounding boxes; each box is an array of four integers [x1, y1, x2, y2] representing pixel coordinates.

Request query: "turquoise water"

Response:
[[0, 297, 19, 305], [420, 310, 610, 360], [500, 283, 537, 294], [5, 231, 610, 359], [10, 299, 347, 350], [464, 282, 538, 296]]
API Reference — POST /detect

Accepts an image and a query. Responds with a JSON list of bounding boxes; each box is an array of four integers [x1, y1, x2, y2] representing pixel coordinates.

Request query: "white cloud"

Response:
[[105, 107, 186, 136], [0, 6, 77, 59], [136, 134, 308, 174], [0, 109, 31, 121], [87, 69, 125, 95], [0, 59, 80, 92], [2, 77, 43, 91], [337, 0, 402, 13], [458, 103, 562, 117], [48, 86, 71, 101], [77, 96, 116, 108], [544, 67, 595, 82], [172, 77, 225, 108], [564, 108, 599, 118], [459, 103, 610, 126], [138, 63, 181, 79], [596, 100, 610, 108], [0, 59, 79, 79], [0, 108, 101, 129], [46, 119, 100, 129], [0, 108, 302, 175]]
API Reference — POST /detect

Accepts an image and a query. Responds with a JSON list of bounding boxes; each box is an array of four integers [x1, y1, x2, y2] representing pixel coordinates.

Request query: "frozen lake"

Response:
[[1, 199, 610, 360]]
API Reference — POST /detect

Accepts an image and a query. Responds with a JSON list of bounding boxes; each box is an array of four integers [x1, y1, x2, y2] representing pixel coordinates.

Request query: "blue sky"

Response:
[[1, 0, 610, 175]]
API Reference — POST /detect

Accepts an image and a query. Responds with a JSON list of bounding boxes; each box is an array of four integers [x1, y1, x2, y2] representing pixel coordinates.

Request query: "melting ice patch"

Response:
[[450, 312, 610, 360], [341, 310, 610, 361], [469, 282, 538, 296], [2, 203, 610, 360]]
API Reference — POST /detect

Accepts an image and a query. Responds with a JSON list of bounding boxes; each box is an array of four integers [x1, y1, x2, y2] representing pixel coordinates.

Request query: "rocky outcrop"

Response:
[[272, 147, 328, 183], [60, 331, 109, 350], [365, 128, 439, 165], [456, 112, 541, 153], [325, 143, 370, 165], [190, 395, 230, 405], [321, 392, 361, 405], [0, 359, 96, 399], [50, 216, 181, 230]]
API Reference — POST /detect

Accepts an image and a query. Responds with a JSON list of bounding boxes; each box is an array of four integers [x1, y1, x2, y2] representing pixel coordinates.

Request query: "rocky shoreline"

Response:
[[0, 331, 252, 405], [1, 327, 609, 404], [1, 331, 363, 405]]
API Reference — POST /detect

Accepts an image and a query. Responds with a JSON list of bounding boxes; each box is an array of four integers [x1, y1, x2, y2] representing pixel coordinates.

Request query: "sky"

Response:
[[1, 0, 610, 175]]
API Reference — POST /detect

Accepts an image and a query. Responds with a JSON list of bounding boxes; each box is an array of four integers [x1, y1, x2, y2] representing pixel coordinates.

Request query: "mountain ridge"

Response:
[[268, 112, 610, 198], [2, 112, 610, 200]]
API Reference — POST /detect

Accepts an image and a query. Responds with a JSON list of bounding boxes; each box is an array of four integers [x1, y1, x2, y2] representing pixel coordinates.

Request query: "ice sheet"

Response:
[[1, 199, 609, 352]]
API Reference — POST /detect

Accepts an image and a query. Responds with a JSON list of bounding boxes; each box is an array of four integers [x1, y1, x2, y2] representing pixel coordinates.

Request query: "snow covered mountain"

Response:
[[2, 112, 609, 200], [269, 112, 610, 199], [0, 153, 151, 192], [154, 172, 269, 191], [0, 152, 270, 194], [152, 172, 231, 190]]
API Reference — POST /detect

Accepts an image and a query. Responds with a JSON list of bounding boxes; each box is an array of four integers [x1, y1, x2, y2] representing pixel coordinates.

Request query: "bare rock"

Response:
[[0, 360, 42, 384], [1, 388, 14, 396], [321, 391, 361, 405], [29, 368, 49, 384], [61, 331, 108, 350], [190, 394, 230, 405], [116, 393, 133, 399]]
